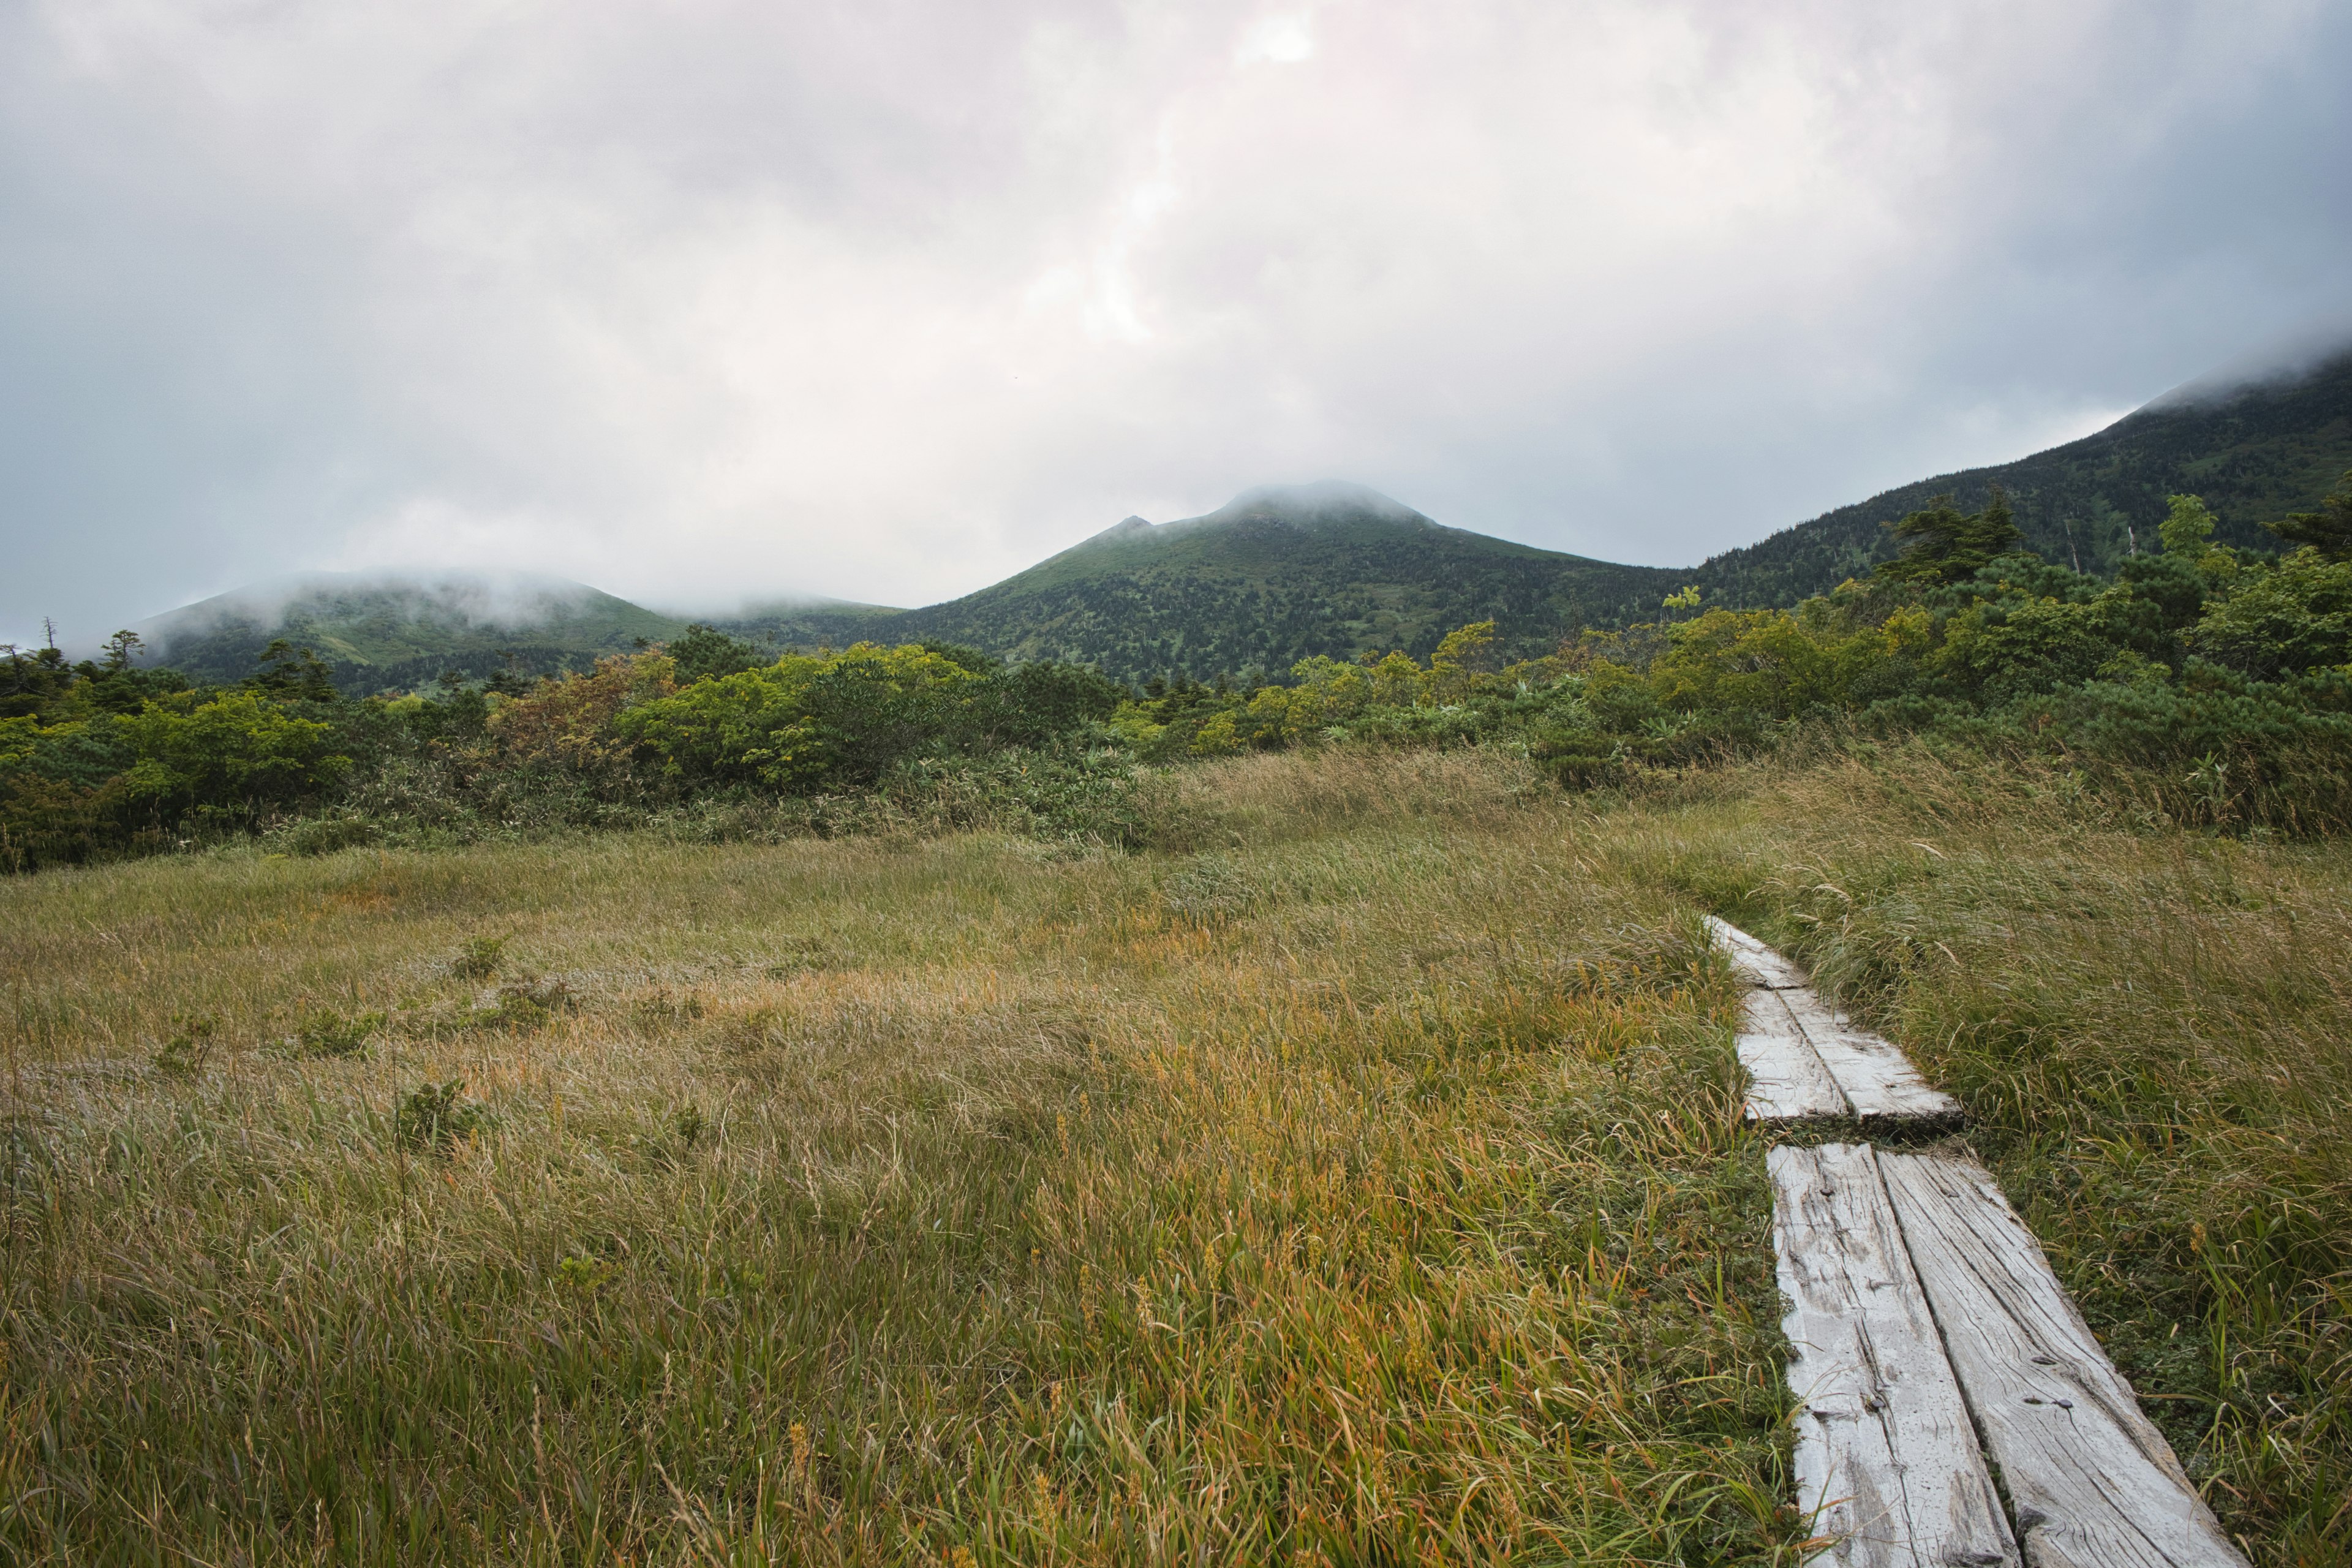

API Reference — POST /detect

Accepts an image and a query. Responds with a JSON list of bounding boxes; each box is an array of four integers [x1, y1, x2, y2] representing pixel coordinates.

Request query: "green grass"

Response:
[[1, 745, 2346, 1563]]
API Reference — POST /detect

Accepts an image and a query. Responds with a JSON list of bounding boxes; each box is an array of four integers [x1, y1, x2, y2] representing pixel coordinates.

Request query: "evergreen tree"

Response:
[[1876, 488, 2027, 584], [249, 639, 339, 702], [666, 624, 765, 685], [2268, 469, 2352, 559]]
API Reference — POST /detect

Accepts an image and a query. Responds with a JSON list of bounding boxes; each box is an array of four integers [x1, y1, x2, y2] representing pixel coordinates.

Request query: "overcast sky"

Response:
[[4, 0, 2349, 643]]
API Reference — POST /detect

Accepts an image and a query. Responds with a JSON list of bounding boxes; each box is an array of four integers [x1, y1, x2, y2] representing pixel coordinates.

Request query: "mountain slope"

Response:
[[1692, 347, 2352, 606], [125, 345, 2352, 690], [848, 483, 1679, 680], [141, 573, 695, 693]]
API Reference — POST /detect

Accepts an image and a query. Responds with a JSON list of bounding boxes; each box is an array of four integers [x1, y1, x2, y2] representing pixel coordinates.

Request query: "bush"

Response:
[[293, 1010, 385, 1059], [396, 1081, 483, 1156], [451, 936, 510, 980]]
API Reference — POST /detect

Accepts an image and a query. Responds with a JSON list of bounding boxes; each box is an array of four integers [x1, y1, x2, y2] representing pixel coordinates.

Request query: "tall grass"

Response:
[[0, 758, 1801, 1564], [1618, 742, 2352, 1563], [2, 744, 2344, 1562]]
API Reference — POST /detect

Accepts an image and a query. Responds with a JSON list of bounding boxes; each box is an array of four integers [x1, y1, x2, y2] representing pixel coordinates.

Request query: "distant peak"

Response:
[[1209, 481, 1430, 524], [2143, 329, 2352, 413], [1080, 514, 1157, 545]]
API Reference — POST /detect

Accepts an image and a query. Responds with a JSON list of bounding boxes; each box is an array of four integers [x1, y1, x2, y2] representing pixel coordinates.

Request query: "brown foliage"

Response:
[[487, 652, 676, 775]]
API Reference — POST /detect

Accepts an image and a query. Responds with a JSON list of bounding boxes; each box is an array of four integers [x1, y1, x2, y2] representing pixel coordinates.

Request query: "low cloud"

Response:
[[4, 0, 2349, 642]]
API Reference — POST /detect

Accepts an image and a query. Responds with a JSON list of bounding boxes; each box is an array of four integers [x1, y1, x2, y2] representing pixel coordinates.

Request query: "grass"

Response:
[[0, 745, 2345, 1563]]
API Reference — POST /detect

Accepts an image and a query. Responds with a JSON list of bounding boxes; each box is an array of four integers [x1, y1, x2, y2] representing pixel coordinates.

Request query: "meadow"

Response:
[[1, 745, 2345, 1564]]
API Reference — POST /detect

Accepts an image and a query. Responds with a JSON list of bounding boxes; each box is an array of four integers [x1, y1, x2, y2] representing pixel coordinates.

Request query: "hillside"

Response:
[[1692, 345, 2352, 605], [121, 345, 2352, 689], [141, 573, 694, 694], [766, 483, 1681, 682]]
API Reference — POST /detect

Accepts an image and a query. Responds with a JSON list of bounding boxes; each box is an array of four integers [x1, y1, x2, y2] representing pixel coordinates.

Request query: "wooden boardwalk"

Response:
[[1706, 916, 1960, 1126], [1712, 919, 2247, 1567]]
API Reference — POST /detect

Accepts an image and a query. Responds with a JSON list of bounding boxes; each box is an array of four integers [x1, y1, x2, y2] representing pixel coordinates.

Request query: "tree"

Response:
[[248, 639, 338, 702], [2267, 469, 2352, 559], [1876, 488, 2027, 584], [2158, 494, 2218, 560], [102, 630, 146, 671], [666, 624, 766, 685]]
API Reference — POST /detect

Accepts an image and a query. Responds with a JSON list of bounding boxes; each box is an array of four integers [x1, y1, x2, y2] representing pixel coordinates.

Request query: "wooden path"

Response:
[[1711, 919, 2247, 1567]]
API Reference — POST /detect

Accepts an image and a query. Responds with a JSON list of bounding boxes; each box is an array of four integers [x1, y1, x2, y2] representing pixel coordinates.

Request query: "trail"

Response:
[[1710, 919, 2247, 1568]]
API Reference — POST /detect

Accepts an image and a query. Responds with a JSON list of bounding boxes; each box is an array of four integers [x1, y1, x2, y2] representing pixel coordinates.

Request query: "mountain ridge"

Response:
[[1688, 345, 2352, 605], [119, 344, 2352, 690]]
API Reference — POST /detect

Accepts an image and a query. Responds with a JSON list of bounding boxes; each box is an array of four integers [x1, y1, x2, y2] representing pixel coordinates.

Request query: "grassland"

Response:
[[1, 748, 2345, 1564]]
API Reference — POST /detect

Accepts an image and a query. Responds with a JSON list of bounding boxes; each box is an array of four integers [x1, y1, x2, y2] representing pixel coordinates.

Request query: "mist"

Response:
[[4, 0, 2350, 644]]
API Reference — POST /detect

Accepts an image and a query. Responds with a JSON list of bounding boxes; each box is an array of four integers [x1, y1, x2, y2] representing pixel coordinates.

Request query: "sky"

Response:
[[4, 0, 2350, 644]]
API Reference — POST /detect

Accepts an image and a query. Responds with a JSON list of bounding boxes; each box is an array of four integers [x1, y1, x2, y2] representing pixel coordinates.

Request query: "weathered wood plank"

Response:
[[1741, 987, 1849, 1121], [1879, 1153, 2248, 1568], [1768, 1144, 2018, 1567], [1776, 989, 1964, 1125], [1705, 914, 1810, 989]]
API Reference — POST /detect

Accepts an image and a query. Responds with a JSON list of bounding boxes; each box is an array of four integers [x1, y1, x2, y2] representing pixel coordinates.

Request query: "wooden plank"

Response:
[[1706, 914, 1809, 989], [1878, 1153, 2248, 1568], [1768, 1144, 2018, 1567], [1741, 987, 1849, 1121], [1776, 989, 1963, 1126]]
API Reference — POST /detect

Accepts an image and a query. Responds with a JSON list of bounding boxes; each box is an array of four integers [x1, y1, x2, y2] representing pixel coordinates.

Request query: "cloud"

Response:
[[3, 0, 2348, 642]]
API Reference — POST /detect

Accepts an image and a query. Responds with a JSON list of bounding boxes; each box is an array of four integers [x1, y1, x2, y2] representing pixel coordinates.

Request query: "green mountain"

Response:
[[127, 345, 2352, 692], [1692, 345, 2352, 606], [715, 598, 918, 651], [140, 572, 696, 694], [720, 483, 1681, 682]]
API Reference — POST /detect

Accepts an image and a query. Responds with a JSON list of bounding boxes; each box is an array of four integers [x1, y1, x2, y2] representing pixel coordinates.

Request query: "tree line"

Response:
[[6, 472, 2348, 870]]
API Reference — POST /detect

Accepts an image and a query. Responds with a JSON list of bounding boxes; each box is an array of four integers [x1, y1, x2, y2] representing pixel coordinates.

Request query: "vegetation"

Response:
[[801, 484, 1683, 683], [0, 741, 2342, 1562], [0, 631, 1139, 873], [143, 573, 700, 695], [4, 482, 2349, 1562], [1093, 478, 2352, 843], [12, 472, 2352, 875], [1691, 347, 2352, 605], [7, 353, 2350, 1560]]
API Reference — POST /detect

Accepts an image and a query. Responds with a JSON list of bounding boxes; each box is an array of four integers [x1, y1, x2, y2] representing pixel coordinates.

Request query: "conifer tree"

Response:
[[1876, 488, 2027, 584], [2268, 469, 2352, 559]]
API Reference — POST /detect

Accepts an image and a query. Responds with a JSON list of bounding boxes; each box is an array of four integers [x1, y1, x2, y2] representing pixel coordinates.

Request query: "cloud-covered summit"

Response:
[[4, 0, 2349, 645]]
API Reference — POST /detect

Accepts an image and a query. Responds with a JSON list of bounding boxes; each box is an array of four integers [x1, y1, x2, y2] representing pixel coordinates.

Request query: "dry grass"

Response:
[[0, 754, 1800, 1565], [1616, 744, 2352, 1563], [2, 744, 2345, 1563]]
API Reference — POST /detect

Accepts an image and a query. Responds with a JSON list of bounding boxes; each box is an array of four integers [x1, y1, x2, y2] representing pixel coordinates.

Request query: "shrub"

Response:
[[396, 1081, 482, 1156], [153, 1014, 218, 1076], [293, 1009, 385, 1059], [451, 936, 510, 980]]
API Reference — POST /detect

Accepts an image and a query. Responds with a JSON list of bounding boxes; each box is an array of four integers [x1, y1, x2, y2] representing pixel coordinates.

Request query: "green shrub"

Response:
[[293, 1009, 385, 1059], [395, 1081, 482, 1156], [153, 1014, 218, 1076], [450, 935, 509, 980]]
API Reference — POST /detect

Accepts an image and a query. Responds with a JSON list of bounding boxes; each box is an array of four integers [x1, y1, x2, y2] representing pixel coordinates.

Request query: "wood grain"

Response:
[[1775, 989, 1962, 1125], [1879, 1153, 2248, 1568], [1741, 987, 1849, 1121], [1768, 1144, 2018, 1567]]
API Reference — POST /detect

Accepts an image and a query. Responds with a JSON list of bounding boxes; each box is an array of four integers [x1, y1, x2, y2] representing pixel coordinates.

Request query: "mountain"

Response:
[[712, 598, 918, 652], [1691, 345, 2352, 605], [748, 482, 1682, 682], [123, 345, 2352, 691], [140, 572, 696, 693]]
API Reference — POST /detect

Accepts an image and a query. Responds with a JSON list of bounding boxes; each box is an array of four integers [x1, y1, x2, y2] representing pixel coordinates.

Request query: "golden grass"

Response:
[[1, 744, 2345, 1563], [0, 755, 1800, 1565]]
